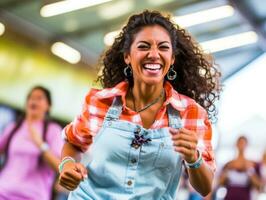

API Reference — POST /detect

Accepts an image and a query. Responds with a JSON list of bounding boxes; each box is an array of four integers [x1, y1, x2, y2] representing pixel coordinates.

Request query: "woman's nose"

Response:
[[147, 48, 160, 59]]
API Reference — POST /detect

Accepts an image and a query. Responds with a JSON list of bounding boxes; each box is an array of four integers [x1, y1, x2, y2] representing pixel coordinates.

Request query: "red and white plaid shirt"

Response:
[[63, 81, 215, 171]]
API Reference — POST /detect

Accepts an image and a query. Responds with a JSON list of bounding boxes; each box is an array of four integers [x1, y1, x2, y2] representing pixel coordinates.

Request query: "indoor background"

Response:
[[0, 0, 266, 199]]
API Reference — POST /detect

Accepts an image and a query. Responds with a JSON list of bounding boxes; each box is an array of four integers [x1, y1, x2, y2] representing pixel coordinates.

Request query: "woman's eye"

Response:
[[138, 45, 149, 49], [160, 46, 170, 49]]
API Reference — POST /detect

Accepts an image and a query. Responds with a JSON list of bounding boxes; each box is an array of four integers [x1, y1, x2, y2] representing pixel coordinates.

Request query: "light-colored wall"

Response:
[[217, 53, 266, 165], [0, 34, 99, 122]]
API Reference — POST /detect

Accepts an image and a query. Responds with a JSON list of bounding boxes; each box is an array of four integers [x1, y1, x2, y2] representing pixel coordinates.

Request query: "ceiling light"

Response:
[[173, 5, 234, 27], [51, 42, 81, 64], [0, 22, 5, 36], [99, 0, 133, 20], [147, 0, 175, 6], [40, 0, 112, 17], [200, 31, 258, 53], [104, 30, 120, 46]]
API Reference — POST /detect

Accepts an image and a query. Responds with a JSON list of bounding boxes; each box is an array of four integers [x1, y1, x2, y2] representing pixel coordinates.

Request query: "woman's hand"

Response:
[[27, 121, 43, 148], [59, 161, 88, 191], [169, 127, 198, 163]]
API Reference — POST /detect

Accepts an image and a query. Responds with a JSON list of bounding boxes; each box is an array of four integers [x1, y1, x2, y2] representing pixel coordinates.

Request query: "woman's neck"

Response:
[[131, 82, 164, 104], [26, 115, 44, 122], [237, 151, 245, 159]]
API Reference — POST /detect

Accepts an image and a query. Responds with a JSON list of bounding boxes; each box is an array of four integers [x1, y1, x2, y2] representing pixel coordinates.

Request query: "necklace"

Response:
[[131, 88, 165, 113]]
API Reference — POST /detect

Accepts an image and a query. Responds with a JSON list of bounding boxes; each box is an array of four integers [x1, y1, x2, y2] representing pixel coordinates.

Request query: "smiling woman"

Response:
[[58, 10, 221, 200]]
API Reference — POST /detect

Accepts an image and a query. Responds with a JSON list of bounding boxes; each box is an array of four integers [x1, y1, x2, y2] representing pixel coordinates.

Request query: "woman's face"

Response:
[[124, 25, 175, 86], [236, 137, 248, 152], [26, 89, 50, 119]]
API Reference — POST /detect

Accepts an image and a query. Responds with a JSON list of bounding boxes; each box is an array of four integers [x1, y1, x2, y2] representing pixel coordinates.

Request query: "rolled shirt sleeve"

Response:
[[63, 89, 99, 152], [182, 104, 216, 172]]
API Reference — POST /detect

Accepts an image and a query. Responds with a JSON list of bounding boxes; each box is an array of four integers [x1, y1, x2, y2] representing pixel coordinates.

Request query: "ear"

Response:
[[45, 104, 51, 114], [171, 55, 175, 65], [124, 52, 130, 65]]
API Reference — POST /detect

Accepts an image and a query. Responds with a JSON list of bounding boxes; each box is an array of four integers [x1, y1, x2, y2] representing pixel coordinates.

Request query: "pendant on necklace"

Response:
[[131, 131, 152, 149], [131, 89, 165, 113]]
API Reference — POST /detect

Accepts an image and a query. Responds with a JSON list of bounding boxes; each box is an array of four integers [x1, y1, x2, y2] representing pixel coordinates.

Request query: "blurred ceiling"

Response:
[[0, 0, 266, 81]]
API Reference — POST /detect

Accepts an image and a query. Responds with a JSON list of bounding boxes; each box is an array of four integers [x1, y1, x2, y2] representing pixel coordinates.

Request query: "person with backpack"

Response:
[[0, 86, 64, 200]]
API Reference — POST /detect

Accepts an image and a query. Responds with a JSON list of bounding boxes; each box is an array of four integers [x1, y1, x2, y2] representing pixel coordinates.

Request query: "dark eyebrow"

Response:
[[137, 41, 171, 45], [137, 41, 150, 45], [158, 41, 171, 45]]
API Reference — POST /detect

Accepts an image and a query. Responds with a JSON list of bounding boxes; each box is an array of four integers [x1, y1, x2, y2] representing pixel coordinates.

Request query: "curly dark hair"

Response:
[[98, 10, 221, 119]]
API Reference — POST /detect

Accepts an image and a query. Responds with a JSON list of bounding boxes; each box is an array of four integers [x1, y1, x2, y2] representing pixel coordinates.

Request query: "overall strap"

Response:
[[104, 96, 123, 121], [167, 104, 183, 129]]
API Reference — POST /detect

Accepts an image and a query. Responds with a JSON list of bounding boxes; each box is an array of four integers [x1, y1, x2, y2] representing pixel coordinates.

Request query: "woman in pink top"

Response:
[[0, 86, 64, 200]]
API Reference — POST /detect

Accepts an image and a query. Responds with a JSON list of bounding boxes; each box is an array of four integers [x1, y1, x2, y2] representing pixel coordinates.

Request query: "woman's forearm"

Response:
[[41, 142, 82, 172], [41, 150, 61, 172], [187, 162, 214, 197], [61, 142, 82, 162]]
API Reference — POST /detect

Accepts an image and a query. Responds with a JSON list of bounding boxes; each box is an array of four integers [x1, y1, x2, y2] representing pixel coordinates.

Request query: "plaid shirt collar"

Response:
[[95, 81, 186, 112]]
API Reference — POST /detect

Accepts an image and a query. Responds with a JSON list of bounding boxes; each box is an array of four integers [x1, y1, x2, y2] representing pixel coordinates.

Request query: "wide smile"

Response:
[[142, 63, 162, 74], [143, 63, 162, 70]]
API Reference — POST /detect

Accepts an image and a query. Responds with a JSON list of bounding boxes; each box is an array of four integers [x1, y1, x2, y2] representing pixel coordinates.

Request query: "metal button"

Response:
[[136, 127, 141, 133], [131, 158, 137, 164], [127, 180, 133, 186], [132, 144, 140, 149]]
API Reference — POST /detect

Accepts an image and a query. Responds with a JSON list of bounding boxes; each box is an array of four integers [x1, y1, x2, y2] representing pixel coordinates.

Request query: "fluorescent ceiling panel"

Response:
[[173, 5, 234, 27], [40, 0, 112, 17], [51, 42, 81, 64]]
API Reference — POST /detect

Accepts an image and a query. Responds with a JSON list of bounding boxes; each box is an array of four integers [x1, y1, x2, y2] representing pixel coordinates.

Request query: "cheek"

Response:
[[34, 98, 49, 112], [131, 50, 146, 61], [41, 101, 50, 111], [166, 53, 174, 63], [25, 102, 31, 111]]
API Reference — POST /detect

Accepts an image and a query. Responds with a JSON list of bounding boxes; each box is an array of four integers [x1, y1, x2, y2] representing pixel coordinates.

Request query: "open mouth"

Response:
[[30, 104, 38, 110], [143, 63, 162, 71]]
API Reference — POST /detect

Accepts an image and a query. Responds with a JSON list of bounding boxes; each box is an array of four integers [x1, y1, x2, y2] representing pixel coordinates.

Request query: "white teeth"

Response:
[[144, 64, 161, 70]]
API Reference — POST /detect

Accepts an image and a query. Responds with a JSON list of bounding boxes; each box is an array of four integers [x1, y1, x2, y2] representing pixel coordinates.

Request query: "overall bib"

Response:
[[69, 97, 183, 200]]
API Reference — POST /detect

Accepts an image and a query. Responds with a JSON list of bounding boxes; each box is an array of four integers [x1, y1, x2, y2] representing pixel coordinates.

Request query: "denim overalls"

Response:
[[69, 97, 183, 200]]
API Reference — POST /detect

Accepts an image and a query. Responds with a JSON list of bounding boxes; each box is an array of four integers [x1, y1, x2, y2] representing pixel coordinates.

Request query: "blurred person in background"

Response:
[[257, 150, 266, 197], [0, 86, 64, 200], [58, 10, 221, 199], [218, 135, 261, 200]]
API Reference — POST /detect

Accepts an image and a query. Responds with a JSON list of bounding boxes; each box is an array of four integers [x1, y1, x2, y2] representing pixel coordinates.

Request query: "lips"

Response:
[[30, 104, 38, 110], [143, 63, 162, 70]]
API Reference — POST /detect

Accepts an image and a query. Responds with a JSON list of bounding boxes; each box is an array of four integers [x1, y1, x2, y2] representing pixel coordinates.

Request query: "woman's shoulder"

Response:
[[178, 93, 197, 106], [1, 121, 16, 135], [224, 160, 235, 168], [175, 91, 207, 114], [47, 121, 62, 132], [84, 88, 115, 109], [85, 82, 128, 105]]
